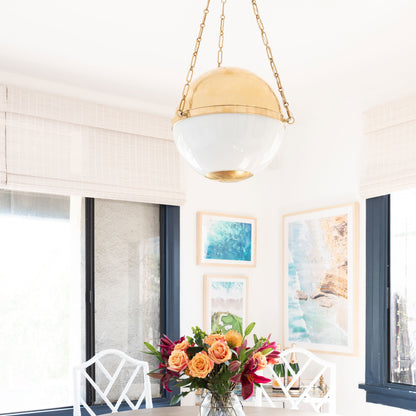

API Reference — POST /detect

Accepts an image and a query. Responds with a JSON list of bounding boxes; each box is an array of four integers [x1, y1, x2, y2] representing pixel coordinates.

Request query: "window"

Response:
[[93, 199, 162, 402], [359, 190, 416, 411], [390, 190, 416, 385], [0, 191, 81, 414], [0, 192, 179, 415]]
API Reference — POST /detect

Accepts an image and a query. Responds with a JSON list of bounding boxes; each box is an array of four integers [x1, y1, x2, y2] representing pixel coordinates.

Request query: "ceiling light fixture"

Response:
[[172, 0, 294, 183]]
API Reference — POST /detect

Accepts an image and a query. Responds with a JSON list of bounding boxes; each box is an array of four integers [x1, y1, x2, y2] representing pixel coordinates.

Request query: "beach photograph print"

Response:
[[197, 212, 256, 266], [204, 275, 248, 333], [283, 204, 358, 355]]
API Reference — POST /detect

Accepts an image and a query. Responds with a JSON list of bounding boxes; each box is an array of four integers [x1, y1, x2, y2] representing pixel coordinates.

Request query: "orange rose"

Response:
[[225, 330, 243, 348], [188, 351, 214, 378], [253, 351, 268, 371], [208, 340, 232, 364], [204, 334, 225, 346], [174, 340, 191, 352], [168, 350, 189, 372]]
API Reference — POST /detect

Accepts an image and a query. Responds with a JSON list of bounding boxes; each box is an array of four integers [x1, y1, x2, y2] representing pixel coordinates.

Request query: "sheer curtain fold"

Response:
[[0, 85, 185, 205], [361, 95, 416, 199]]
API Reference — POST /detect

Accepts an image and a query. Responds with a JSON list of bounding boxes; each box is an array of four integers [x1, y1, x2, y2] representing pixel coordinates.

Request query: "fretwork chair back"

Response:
[[73, 349, 153, 416], [255, 347, 336, 415]]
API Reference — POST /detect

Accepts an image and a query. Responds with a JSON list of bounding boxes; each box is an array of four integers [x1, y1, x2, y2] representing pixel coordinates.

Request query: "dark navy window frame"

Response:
[[359, 195, 416, 411], [5, 203, 180, 416]]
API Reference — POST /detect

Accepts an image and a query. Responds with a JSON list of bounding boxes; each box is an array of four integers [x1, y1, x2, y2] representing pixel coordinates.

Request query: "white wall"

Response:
[[179, 91, 416, 416], [180, 163, 281, 339]]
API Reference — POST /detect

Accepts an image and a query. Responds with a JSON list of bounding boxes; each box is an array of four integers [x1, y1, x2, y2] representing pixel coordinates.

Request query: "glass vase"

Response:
[[199, 391, 244, 416]]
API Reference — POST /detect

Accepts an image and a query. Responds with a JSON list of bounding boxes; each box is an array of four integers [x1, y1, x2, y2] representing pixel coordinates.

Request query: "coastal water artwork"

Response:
[[197, 213, 256, 266], [204, 275, 247, 333], [283, 204, 358, 355]]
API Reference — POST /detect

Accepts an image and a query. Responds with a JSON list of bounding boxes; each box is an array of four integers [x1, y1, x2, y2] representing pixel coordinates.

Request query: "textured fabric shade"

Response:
[[0, 85, 186, 205], [361, 95, 416, 198]]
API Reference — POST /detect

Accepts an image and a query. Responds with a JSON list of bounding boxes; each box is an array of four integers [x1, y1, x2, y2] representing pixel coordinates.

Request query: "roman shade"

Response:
[[0, 85, 185, 205], [361, 95, 416, 199]]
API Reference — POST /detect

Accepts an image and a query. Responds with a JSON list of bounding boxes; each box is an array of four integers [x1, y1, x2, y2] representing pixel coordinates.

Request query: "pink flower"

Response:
[[266, 350, 280, 365], [159, 335, 185, 361], [230, 356, 271, 400], [234, 339, 248, 356], [149, 363, 179, 392], [229, 360, 241, 373], [156, 334, 186, 391], [258, 335, 277, 353], [257, 335, 280, 364]]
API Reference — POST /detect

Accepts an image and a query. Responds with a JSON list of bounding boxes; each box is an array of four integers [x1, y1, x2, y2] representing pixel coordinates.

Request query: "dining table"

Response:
[[104, 405, 322, 416]]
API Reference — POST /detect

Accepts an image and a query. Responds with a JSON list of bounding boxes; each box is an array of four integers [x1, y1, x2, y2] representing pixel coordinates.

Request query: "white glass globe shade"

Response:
[[173, 112, 284, 181]]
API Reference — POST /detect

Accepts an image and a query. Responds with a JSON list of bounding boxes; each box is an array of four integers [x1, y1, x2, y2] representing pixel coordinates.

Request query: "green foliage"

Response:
[[171, 392, 187, 405], [186, 346, 204, 359], [191, 326, 207, 347], [143, 342, 163, 363], [244, 322, 256, 337]]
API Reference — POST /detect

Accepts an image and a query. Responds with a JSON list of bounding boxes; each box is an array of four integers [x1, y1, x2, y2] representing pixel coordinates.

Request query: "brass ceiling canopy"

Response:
[[172, 67, 284, 124]]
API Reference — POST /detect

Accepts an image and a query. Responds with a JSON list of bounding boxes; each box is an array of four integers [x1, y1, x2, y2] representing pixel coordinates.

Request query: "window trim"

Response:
[[359, 195, 416, 411], [159, 205, 181, 404], [85, 198, 96, 405]]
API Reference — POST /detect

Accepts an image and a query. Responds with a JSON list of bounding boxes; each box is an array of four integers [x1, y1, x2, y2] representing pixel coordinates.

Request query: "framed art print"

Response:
[[204, 275, 248, 333], [197, 212, 256, 267], [283, 203, 359, 355]]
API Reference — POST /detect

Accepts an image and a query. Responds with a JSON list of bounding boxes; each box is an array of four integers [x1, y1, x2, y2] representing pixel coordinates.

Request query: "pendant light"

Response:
[[172, 0, 294, 182]]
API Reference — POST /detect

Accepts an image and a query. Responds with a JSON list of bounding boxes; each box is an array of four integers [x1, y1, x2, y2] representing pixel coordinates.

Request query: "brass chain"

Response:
[[217, 0, 227, 67], [251, 0, 294, 124], [178, 0, 211, 117]]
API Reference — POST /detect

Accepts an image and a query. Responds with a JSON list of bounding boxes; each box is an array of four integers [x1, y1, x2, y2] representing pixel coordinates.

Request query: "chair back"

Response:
[[256, 347, 336, 414], [73, 349, 153, 416]]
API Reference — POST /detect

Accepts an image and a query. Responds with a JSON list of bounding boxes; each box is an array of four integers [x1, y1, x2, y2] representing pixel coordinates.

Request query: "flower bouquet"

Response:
[[144, 323, 279, 414]]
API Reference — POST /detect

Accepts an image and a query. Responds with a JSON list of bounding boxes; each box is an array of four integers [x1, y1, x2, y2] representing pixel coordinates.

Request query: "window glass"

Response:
[[0, 191, 82, 413], [94, 199, 161, 401], [390, 188, 416, 385]]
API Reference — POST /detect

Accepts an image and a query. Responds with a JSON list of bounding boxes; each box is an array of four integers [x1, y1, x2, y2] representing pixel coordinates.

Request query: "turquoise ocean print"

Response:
[[287, 215, 349, 347], [204, 220, 252, 261]]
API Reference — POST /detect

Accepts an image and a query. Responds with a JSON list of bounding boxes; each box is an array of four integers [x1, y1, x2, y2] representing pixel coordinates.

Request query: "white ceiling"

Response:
[[1, 0, 416, 116]]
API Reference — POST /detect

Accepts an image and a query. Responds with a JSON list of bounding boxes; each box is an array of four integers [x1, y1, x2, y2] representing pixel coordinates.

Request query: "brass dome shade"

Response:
[[172, 67, 286, 183], [172, 67, 284, 124]]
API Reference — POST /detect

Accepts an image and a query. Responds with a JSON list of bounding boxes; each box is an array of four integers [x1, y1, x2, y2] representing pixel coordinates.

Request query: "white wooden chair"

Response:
[[73, 349, 153, 416], [255, 347, 336, 414]]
